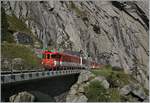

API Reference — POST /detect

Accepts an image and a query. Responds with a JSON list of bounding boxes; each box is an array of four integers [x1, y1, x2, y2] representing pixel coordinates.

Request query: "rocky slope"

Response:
[[66, 67, 149, 102], [1, 1, 149, 88]]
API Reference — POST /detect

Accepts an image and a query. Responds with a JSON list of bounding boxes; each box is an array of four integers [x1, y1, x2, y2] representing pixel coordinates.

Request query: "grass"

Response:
[[1, 42, 41, 70], [92, 65, 113, 77], [91, 65, 132, 87], [84, 80, 109, 102], [7, 14, 31, 34], [86, 65, 149, 102], [84, 80, 122, 102], [108, 88, 121, 102], [86, 65, 138, 102], [6, 14, 42, 47]]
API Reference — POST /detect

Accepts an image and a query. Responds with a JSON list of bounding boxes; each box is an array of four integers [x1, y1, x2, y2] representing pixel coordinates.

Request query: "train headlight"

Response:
[[54, 61, 56, 66]]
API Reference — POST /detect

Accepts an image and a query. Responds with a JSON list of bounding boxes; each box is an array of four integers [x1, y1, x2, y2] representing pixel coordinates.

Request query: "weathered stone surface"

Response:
[[12, 58, 24, 65], [66, 94, 88, 102], [91, 76, 110, 89], [1, 58, 11, 70], [13, 32, 33, 44], [9, 91, 35, 102], [68, 87, 77, 95], [77, 70, 95, 84], [132, 87, 146, 100], [120, 84, 132, 95], [120, 84, 147, 101]]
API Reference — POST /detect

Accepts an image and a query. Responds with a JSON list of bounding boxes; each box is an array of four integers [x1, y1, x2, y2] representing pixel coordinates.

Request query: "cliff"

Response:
[[1, 1, 149, 88]]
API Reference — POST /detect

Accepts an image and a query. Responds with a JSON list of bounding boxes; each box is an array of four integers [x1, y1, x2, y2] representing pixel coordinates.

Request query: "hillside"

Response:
[[1, 0, 149, 89]]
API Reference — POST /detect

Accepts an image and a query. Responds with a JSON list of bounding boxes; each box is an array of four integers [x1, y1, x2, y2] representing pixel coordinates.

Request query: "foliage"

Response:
[[92, 65, 132, 87], [7, 14, 31, 34], [6, 14, 43, 47], [108, 88, 121, 102], [92, 65, 113, 77], [84, 80, 109, 102], [89, 65, 149, 102], [1, 43, 41, 70]]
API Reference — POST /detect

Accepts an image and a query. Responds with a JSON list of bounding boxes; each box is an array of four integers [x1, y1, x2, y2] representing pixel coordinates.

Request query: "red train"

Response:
[[41, 50, 102, 70]]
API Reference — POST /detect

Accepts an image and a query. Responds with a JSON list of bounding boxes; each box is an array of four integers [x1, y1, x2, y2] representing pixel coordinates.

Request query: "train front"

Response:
[[42, 51, 61, 70]]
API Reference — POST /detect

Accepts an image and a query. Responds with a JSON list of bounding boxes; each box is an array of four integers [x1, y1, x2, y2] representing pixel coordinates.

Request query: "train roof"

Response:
[[42, 50, 80, 58]]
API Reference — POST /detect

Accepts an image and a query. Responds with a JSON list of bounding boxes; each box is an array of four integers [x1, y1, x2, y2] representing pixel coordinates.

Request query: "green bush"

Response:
[[108, 88, 121, 102], [1, 43, 41, 70], [92, 65, 132, 88], [85, 80, 109, 102], [91, 65, 113, 77], [7, 14, 31, 34]]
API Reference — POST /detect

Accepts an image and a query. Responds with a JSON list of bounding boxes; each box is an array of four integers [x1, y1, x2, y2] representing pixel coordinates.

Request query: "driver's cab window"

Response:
[[51, 54, 61, 59], [47, 54, 50, 59]]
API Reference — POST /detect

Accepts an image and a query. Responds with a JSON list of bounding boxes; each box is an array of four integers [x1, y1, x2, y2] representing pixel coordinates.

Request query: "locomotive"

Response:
[[41, 50, 102, 70]]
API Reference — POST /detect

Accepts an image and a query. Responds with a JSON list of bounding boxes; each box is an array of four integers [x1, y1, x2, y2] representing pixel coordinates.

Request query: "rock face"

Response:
[[120, 84, 147, 101], [77, 70, 95, 84], [13, 32, 33, 44], [2, 1, 149, 88], [67, 70, 149, 102], [9, 91, 35, 102], [66, 70, 94, 102]]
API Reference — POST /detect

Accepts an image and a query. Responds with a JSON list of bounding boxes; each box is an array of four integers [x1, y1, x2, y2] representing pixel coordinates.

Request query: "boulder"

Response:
[[1, 58, 11, 70], [91, 76, 110, 89], [143, 96, 149, 102], [12, 58, 24, 65], [77, 70, 95, 84], [74, 94, 88, 102], [120, 84, 147, 101], [12, 58, 24, 69], [9, 91, 35, 102], [66, 94, 74, 102], [101, 80, 110, 89], [120, 84, 132, 95], [131, 87, 146, 100], [68, 88, 77, 95], [68, 84, 78, 95], [66, 94, 88, 102], [78, 85, 84, 93]]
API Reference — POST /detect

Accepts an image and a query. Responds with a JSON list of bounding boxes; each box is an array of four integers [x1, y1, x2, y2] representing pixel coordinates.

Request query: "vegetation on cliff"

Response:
[[84, 65, 149, 102], [1, 43, 41, 70]]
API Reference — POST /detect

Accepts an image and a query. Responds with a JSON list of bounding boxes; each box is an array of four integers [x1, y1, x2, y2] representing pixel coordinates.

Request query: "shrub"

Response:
[[84, 80, 109, 102], [1, 43, 41, 70]]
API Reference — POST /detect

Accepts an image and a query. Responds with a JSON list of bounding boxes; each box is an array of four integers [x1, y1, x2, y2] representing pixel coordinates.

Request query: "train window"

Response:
[[47, 54, 50, 59], [51, 54, 61, 59]]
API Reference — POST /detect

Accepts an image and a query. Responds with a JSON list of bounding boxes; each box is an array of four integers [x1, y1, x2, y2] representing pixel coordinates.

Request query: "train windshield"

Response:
[[51, 54, 61, 59], [47, 54, 50, 59]]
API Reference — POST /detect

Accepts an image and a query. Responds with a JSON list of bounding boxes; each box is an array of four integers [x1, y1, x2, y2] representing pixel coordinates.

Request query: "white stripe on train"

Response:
[[55, 61, 88, 68]]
